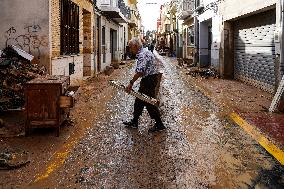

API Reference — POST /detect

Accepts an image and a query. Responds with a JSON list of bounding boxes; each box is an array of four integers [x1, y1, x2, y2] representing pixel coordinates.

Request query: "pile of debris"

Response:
[[186, 67, 220, 79], [104, 66, 114, 76], [0, 148, 30, 170], [177, 58, 196, 67], [0, 46, 47, 110]]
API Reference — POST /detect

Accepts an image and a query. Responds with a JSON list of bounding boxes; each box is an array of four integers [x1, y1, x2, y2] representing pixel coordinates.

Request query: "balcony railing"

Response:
[[118, 0, 131, 20], [98, 0, 117, 7], [177, 0, 195, 19], [96, 0, 130, 22]]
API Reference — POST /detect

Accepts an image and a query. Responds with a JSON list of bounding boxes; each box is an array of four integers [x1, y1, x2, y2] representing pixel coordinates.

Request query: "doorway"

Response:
[[110, 29, 117, 62], [208, 25, 212, 65], [199, 19, 212, 67], [102, 26, 106, 63]]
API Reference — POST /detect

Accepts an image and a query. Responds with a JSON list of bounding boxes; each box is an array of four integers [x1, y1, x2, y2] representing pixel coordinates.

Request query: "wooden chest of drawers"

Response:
[[25, 75, 72, 136]]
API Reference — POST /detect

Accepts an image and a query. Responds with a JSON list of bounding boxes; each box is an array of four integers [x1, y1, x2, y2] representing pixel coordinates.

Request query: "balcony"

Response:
[[177, 0, 195, 20], [97, 0, 130, 23], [128, 10, 138, 28], [129, 19, 137, 28]]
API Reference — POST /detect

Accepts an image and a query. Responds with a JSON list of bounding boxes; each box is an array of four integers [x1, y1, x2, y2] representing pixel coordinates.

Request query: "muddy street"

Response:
[[0, 0, 283, 188], [1, 55, 283, 189], [22, 54, 282, 189]]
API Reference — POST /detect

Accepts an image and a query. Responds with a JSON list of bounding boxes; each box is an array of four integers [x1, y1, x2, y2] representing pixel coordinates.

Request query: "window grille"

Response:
[[60, 0, 80, 55]]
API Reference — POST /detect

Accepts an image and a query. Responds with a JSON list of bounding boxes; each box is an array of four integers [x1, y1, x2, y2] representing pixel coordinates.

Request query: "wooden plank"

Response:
[[30, 120, 57, 126], [269, 75, 284, 112]]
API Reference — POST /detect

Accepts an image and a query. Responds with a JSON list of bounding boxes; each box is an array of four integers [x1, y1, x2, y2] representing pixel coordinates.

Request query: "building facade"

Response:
[[156, 1, 177, 56], [0, 0, 97, 84], [127, 0, 140, 40], [176, 0, 195, 61], [0, 0, 140, 85], [192, 0, 284, 93], [219, 0, 283, 93], [96, 0, 131, 70]]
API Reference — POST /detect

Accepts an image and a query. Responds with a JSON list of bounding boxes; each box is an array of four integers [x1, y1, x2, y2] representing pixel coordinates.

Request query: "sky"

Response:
[[137, 0, 170, 31]]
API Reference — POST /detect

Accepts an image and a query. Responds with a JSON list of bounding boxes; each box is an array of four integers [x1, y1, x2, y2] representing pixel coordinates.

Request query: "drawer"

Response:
[[58, 96, 74, 108]]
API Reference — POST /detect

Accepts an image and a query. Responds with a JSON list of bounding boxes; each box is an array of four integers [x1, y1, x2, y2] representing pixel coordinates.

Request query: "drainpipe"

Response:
[[176, 19, 179, 58], [194, 16, 199, 65], [281, 0, 284, 77], [93, 1, 97, 75]]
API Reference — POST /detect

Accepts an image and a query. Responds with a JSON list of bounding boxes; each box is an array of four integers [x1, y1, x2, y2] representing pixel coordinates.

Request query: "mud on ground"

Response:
[[0, 61, 133, 188]]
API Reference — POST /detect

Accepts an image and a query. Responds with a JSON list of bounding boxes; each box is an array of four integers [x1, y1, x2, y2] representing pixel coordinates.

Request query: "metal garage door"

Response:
[[234, 9, 276, 93]]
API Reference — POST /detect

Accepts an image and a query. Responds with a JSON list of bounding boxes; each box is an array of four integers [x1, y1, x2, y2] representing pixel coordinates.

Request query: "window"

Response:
[[165, 24, 171, 32], [102, 26, 105, 46], [60, 0, 79, 55], [187, 26, 194, 46]]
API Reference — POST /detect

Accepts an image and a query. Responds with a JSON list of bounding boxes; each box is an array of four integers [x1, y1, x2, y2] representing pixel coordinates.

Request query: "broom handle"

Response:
[[109, 80, 159, 107]]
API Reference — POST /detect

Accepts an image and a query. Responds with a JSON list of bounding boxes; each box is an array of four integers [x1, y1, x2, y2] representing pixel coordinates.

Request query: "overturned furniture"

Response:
[[25, 75, 75, 136]]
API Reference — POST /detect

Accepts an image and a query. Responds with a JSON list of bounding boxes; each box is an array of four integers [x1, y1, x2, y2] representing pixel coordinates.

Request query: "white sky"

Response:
[[137, 0, 170, 31]]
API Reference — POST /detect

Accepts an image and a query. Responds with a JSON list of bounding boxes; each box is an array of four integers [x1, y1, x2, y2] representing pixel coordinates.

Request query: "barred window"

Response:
[[60, 0, 80, 55]]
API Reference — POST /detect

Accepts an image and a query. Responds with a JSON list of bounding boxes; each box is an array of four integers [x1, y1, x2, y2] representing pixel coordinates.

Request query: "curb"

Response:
[[229, 112, 284, 165], [180, 67, 284, 166]]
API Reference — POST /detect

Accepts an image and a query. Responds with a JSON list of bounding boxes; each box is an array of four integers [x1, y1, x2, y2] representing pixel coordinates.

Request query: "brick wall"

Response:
[[51, 0, 95, 82], [51, 0, 60, 58], [51, 0, 94, 58]]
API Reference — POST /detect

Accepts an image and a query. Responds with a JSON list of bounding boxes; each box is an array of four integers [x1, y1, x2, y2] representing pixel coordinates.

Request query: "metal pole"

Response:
[[269, 0, 284, 112], [281, 0, 284, 76]]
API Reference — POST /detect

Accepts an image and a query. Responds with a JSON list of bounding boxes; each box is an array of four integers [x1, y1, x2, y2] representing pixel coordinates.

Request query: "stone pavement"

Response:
[[173, 59, 284, 165]]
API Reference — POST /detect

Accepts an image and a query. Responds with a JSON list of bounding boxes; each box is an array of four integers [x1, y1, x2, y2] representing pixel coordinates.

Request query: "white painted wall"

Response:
[[52, 54, 94, 85], [0, 0, 50, 69], [119, 23, 129, 60], [220, 0, 278, 21], [211, 16, 222, 69], [100, 16, 121, 70], [198, 0, 221, 68], [52, 55, 84, 85], [198, 0, 217, 23]]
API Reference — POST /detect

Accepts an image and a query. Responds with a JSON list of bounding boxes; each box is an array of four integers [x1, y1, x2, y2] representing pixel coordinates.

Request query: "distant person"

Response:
[[124, 43, 130, 60], [148, 43, 154, 53]]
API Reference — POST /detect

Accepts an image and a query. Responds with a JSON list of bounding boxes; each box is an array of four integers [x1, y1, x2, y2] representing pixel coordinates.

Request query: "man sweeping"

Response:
[[123, 37, 166, 133]]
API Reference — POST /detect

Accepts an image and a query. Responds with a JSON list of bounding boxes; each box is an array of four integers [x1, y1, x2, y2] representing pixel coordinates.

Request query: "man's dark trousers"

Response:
[[132, 74, 162, 124]]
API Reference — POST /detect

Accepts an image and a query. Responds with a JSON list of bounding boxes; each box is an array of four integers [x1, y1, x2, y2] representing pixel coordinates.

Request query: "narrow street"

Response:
[[0, 0, 283, 188], [27, 55, 284, 189]]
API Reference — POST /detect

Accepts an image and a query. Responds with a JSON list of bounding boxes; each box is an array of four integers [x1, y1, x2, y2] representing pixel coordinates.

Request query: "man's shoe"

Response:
[[148, 124, 166, 133], [123, 120, 138, 129]]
